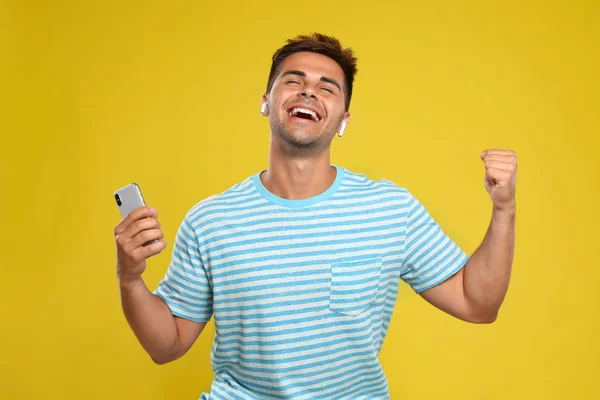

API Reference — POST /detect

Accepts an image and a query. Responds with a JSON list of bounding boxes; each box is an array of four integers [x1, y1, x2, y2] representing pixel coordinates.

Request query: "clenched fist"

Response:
[[480, 149, 518, 212], [114, 206, 168, 283]]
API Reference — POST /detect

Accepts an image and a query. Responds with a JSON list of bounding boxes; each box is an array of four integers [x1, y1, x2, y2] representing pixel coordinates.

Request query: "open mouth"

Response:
[[287, 107, 321, 122]]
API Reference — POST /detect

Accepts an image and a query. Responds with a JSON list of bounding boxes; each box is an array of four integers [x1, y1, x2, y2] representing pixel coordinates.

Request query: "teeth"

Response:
[[289, 107, 319, 121]]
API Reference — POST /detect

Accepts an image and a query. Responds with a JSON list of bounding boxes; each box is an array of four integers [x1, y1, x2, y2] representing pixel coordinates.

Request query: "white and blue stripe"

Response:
[[154, 165, 468, 399]]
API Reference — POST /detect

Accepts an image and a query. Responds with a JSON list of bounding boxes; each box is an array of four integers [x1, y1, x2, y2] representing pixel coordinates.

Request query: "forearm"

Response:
[[119, 277, 179, 363], [463, 203, 515, 320]]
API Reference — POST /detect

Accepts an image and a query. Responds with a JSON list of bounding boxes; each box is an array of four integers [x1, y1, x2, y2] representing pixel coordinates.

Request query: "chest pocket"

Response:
[[329, 257, 382, 317]]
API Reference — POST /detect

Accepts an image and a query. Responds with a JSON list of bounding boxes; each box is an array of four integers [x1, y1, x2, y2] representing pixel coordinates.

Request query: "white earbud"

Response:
[[261, 103, 268, 116], [338, 121, 347, 137]]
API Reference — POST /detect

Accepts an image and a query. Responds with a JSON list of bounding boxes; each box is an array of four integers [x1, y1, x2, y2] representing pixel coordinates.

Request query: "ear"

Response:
[[260, 93, 269, 116], [338, 112, 350, 137]]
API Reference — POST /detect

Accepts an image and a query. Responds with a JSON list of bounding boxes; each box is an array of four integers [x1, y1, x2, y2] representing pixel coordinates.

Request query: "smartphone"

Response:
[[114, 183, 158, 246], [114, 183, 147, 219]]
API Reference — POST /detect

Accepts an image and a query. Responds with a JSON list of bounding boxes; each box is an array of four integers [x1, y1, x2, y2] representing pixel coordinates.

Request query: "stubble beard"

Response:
[[270, 117, 339, 154]]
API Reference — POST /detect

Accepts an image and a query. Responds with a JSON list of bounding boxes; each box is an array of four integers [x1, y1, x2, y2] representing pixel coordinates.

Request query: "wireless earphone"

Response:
[[338, 120, 347, 137], [261, 103, 268, 116]]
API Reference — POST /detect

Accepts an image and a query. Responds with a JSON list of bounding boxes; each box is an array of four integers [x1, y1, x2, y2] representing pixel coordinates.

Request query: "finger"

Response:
[[116, 217, 161, 246], [486, 167, 513, 182], [481, 149, 517, 159], [484, 160, 517, 173], [133, 240, 168, 261], [114, 206, 158, 237], [127, 228, 165, 251], [128, 217, 161, 239], [481, 154, 518, 164]]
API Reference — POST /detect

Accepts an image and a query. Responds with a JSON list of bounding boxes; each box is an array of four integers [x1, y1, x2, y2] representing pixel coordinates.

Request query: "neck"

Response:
[[261, 139, 336, 200]]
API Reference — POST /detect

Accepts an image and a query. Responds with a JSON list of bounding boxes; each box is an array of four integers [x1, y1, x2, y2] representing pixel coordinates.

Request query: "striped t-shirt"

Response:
[[154, 165, 469, 400]]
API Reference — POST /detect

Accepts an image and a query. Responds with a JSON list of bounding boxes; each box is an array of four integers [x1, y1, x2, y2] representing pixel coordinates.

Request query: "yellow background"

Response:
[[1, 0, 598, 399]]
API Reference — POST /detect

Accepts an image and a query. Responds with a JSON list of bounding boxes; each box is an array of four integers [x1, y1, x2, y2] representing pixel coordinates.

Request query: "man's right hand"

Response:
[[114, 206, 168, 283]]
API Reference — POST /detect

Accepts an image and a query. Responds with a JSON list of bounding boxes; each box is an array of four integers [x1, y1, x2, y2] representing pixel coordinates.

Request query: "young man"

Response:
[[114, 33, 517, 399]]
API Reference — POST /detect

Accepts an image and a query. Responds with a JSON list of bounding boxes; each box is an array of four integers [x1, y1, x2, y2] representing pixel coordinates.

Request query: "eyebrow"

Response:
[[281, 70, 342, 91]]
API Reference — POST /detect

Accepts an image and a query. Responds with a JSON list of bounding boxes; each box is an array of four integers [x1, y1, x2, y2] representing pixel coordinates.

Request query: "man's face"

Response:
[[264, 51, 350, 150]]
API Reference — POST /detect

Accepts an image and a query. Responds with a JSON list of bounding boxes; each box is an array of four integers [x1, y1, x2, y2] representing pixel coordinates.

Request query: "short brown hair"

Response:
[[266, 33, 358, 110]]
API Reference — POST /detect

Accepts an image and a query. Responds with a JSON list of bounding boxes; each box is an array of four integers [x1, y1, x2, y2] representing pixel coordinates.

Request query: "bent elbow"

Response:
[[151, 355, 170, 365], [477, 313, 498, 324], [150, 352, 178, 365], [473, 311, 498, 324], [462, 298, 501, 324]]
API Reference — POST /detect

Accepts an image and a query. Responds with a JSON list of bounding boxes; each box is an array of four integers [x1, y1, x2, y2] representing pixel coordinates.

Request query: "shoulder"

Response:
[[182, 175, 260, 227], [338, 166, 413, 201]]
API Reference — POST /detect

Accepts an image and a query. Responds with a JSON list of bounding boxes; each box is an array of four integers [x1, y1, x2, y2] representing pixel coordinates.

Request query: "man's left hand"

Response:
[[480, 149, 518, 211]]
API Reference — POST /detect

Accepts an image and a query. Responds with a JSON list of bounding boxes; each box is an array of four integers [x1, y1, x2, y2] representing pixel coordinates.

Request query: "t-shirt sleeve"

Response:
[[153, 214, 213, 322], [400, 190, 469, 293]]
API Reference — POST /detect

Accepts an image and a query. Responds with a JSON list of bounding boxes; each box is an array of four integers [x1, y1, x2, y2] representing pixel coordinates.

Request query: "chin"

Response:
[[272, 121, 330, 149], [286, 136, 320, 149], [289, 131, 332, 149]]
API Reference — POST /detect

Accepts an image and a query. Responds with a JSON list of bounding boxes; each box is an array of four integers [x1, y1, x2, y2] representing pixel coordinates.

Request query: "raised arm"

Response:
[[419, 149, 517, 323]]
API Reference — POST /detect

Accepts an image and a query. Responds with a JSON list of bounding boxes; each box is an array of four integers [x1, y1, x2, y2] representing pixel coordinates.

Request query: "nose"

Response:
[[299, 87, 317, 99]]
